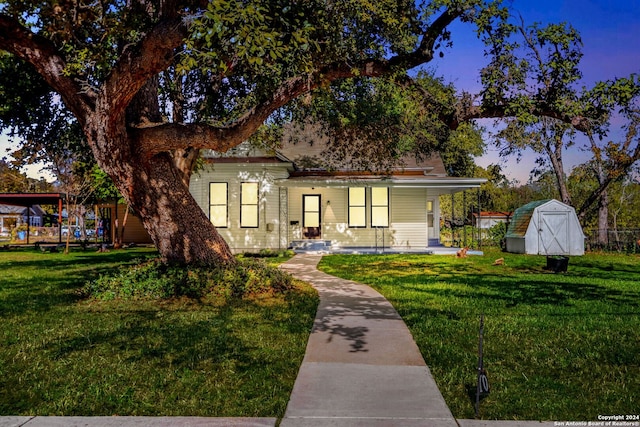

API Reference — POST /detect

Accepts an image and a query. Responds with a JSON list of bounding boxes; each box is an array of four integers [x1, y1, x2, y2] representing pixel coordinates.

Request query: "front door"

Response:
[[303, 195, 321, 239]]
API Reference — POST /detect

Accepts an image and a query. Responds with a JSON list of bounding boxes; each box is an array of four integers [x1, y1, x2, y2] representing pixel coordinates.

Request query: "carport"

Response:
[[0, 193, 65, 244]]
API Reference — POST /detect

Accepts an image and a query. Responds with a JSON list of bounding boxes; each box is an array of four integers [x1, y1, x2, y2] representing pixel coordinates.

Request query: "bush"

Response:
[[82, 258, 294, 300], [240, 249, 295, 258], [487, 222, 508, 250]]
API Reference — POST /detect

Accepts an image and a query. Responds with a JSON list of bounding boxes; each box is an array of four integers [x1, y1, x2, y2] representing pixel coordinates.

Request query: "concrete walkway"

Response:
[[279, 254, 456, 427]]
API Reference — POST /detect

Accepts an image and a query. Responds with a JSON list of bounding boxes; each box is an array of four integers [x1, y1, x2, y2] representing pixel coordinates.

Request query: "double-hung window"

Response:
[[240, 182, 259, 228], [348, 187, 366, 228], [209, 182, 228, 228], [371, 187, 389, 227]]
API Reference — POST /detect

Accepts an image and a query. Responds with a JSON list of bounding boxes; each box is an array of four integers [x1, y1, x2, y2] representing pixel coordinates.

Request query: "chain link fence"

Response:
[[585, 228, 640, 253]]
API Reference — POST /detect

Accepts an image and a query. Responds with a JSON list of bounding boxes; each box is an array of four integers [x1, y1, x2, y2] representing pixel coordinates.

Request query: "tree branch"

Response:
[[0, 14, 95, 125], [102, 17, 188, 119], [454, 102, 593, 132], [133, 6, 465, 156]]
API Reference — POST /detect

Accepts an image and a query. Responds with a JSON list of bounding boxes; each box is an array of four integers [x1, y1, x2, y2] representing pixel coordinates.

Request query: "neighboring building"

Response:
[[96, 203, 154, 244], [189, 141, 486, 252], [0, 204, 45, 235], [472, 211, 512, 229]]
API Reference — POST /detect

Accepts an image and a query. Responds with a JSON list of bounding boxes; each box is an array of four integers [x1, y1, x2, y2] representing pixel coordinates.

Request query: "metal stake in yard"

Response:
[[476, 313, 490, 418]]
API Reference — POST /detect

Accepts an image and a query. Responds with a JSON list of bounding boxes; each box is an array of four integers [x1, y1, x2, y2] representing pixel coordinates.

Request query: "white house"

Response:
[[472, 211, 512, 229], [189, 141, 486, 252], [0, 204, 45, 236]]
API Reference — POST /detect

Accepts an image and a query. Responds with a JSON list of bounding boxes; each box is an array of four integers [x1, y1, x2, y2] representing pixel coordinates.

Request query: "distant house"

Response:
[[189, 141, 486, 252], [0, 204, 45, 235], [472, 211, 512, 229]]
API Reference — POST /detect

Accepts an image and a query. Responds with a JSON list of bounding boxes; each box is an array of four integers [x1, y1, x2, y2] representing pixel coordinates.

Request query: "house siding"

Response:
[[391, 188, 428, 248], [187, 145, 482, 252], [286, 186, 429, 249], [190, 163, 289, 252]]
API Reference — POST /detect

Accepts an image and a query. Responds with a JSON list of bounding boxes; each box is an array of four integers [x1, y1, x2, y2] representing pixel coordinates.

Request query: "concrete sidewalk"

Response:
[[279, 254, 456, 427], [0, 417, 276, 426]]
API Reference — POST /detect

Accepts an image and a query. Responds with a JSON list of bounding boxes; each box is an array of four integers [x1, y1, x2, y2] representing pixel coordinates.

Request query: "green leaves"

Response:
[[186, 0, 320, 75]]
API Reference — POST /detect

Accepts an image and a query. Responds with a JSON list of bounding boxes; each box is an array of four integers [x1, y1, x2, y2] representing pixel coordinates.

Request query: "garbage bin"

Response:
[[17, 231, 26, 240], [546, 256, 569, 272]]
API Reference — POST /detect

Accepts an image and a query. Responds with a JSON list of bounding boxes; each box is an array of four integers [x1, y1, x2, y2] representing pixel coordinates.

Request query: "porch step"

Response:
[[290, 240, 332, 252], [428, 238, 443, 247]]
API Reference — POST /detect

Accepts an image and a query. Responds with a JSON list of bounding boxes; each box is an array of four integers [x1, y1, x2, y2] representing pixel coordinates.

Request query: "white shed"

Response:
[[505, 199, 585, 256]]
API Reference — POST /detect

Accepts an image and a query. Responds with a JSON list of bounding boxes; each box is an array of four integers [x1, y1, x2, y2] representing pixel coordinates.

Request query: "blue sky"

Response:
[[2, 0, 639, 183], [430, 0, 640, 183]]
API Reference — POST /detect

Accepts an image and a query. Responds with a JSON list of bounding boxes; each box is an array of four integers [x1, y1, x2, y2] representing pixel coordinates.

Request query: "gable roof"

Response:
[[205, 140, 448, 177], [277, 140, 448, 177]]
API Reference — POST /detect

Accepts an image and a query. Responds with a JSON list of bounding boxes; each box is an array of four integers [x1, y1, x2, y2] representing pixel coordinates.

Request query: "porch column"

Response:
[[26, 205, 31, 244], [279, 187, 288, 250]]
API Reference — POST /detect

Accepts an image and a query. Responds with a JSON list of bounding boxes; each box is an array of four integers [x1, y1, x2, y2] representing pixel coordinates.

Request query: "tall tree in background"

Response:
[[1, 1, 633, 265], [485, 20, 640, 240]]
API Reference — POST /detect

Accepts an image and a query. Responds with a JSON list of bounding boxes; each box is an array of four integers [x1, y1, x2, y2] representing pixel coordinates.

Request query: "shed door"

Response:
[[538, 211, 569, 255]]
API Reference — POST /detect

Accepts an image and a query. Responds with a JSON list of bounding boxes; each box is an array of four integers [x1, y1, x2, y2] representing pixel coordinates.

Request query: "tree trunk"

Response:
[[118, 207, 129, 247], [545, 133, 572, 206], [87, 110, 235, 265], [597, 188, 609, 246], [126, 152, 235, 265]]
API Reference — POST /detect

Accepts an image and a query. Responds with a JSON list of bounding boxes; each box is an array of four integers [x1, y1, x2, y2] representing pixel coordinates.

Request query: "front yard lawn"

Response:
[[319, 250, 640, 420], [0, 248, 317, 417]]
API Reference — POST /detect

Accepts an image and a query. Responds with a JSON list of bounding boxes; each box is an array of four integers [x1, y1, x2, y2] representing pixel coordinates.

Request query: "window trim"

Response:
[[348, 187, 367, 228], [240, 182, 259, 228], [209, 182, 228, 228]]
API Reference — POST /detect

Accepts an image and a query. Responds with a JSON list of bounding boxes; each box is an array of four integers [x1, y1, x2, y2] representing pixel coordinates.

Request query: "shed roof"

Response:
[[473, 211, 512, 218], [505, 199, 551, 238], [0, 204, 28, 215]]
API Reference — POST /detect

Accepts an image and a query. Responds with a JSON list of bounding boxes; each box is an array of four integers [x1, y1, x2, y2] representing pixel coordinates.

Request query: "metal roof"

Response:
[[505, 199, 552, 238], [0, 193, 65, 207]]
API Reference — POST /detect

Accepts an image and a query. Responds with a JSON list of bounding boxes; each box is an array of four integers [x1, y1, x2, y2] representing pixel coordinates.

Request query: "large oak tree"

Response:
[[0, 0, 627, 264]]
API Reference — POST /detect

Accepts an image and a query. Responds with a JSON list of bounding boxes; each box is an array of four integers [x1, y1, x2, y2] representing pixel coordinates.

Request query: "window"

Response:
[[240, 182, 259, 228], [371, 187, 389, 227], [348, 187, 366, 227], [209, 182, 228, 228], [303, 195, 320, 228]]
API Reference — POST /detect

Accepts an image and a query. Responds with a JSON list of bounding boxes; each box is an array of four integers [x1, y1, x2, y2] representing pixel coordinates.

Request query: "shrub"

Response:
[[240, 249, 295, 258], [82, 258, 294, 300], [487, 221, 508, 249]]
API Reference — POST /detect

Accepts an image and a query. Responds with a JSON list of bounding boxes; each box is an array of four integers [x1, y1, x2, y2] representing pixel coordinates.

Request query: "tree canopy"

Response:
[[1, 0, 636, 264]]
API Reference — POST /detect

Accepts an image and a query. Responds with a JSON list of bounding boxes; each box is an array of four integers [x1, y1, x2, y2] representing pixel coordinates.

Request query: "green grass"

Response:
[[0, 247, 317, 417], [319, 250, 640, 420]]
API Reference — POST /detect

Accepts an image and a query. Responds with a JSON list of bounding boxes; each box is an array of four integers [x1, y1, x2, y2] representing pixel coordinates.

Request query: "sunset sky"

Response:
[[431, 0, 640, 183], [2, 0, 639, 183]]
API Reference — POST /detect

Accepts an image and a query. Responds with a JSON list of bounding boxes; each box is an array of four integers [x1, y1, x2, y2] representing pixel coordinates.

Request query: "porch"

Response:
[[289, 239, 483, 256]]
